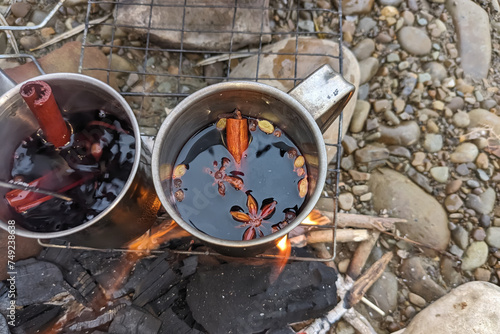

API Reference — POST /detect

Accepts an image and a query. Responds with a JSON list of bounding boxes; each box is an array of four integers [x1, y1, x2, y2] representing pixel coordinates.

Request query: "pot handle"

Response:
[[0, 54, 46, 96], [288, 64, 355, 134]]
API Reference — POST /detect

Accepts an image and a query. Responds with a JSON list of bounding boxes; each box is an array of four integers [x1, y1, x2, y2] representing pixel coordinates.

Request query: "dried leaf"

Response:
[[246, 193, 258, 216], [298, 177, 308, 198], [258, 120, 274, 134], [216, 118, 227, 130], [294, 155, 305, 168], [173, 164, 187, 179], [231, 211, 251, 222], [260, 201, 277, 219]]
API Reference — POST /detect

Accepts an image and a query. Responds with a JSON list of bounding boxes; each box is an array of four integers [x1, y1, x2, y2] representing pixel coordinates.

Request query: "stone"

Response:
[[466, 180, 480, 188], [359, 57, 379, 84], [116, 0, 271, 50], [350, 100, 370, 133], [409, 293, 427, 308], [19, 35, 41, 50], [422, 62, 447, 81], [407, 168, 433, 193], [474, 268, 491, 281], [352, 185, 369, 196], [486, 227, 500, 248], [446, 179, 462, 194], [400, 257, 447, 301], [341, 156, 354, 170], [348, 170, 371, 181], [229, 37, 360, 163], [440, 257, 463, 288], [356, 17, 377, 34], [339, 193, 354, 211], [422, 134, 443, 153], [452, 111, 470, 128], [472, 228, 486, 241], [456, 164, 470, 176], [373, 99, 391, 113], [461, 241, 489, 271], [404, 282, 500, 334], [432, 100, 445, 111], [342, 0, 374, 15], [451, 224, 469, 249], [11, 2, 31, 18], [378, 121, 421, 146], [445, 194, 464, 213], [384, 110, 400, 125], [367, 271, 398, 313], [447, 0, 491, 79], [468, 108, 500, 135], [465, 188, 496, 214], [418, 72, 432, 83], [450, 143, 479, 163], [397, 27, 432, 55], [355, 146, 389, 163], [394, 99, 405, 113], [388, 146, 411, 159], [430, 167, 449, 183], [370, 169, 450, 252], [352, 38, 375, 61], [401, 11, 415, 26], [447, 96, 465, 112], [476, 152, 490, 169], [412, 152, 426, 166]]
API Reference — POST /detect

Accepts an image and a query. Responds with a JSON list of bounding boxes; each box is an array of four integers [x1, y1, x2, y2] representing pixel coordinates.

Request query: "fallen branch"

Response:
[[347, 231, 380, 280], [307, 228, 370, 244], [299, 252, 393, 334], [324, 211, 406, 231]]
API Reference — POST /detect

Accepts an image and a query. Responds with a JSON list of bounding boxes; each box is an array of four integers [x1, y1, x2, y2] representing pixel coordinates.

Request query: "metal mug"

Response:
[[152, 64, 355, 256], [0, 62, 161, 248]]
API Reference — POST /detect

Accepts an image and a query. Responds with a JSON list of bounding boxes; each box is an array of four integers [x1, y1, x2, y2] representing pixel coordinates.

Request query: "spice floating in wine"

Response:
[[171, 112, 307, 241]]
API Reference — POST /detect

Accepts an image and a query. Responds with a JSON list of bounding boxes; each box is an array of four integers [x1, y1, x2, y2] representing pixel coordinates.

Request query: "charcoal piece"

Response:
[[63, 265, 105, 306], [181, 256, 198, 278], [15, 259, 66, 306], [68, 304, 125, 332], [159, 308, 203, 334], [38, 242, 75, 268], [76, 250, 124, 290], [12, 304, 62, 334], [0, 313, 10, 334], [108, 305, 162, 334], [119, 254, 180, 307], [147, 285, 180, 316], [0, 282, 10, 318], [266, 327, 295, 334], [186, 262, 337, 334]]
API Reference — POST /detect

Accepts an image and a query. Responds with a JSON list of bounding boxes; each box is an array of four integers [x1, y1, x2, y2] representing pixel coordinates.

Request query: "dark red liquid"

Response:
[[6, 110, 135, 232], [172, 118, 307, 241]]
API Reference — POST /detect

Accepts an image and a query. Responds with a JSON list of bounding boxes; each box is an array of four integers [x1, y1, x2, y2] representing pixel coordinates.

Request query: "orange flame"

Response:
[[300, 209, 331, 226], [270, 235, 291, 283]]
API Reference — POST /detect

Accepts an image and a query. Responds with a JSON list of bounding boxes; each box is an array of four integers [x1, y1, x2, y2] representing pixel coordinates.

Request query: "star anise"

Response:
[[230, 193, 277, 240], [205, 157, 244, 196]]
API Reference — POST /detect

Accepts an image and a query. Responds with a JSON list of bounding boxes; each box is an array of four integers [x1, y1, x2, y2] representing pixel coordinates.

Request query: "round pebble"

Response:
[[430, 166, 449, 183], [452, 111, 470, 128], [397, 27, 432, 55], [423, 134, 443, 153], [450, 143, 479, 163]]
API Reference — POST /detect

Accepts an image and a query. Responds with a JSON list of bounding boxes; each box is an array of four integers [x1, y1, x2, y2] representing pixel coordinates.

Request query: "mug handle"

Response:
[[0, 54, 46, 96], [288, 64, 355, 134]]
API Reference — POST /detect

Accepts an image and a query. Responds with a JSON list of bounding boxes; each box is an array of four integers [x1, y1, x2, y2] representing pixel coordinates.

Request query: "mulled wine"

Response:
[[171, 113, 307, 241], [5, 110, 135, 232]]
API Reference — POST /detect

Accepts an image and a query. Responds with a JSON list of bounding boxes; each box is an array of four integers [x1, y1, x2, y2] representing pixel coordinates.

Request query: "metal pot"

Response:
[[152, 64, 355, 256], [0, 64, 160, 248]]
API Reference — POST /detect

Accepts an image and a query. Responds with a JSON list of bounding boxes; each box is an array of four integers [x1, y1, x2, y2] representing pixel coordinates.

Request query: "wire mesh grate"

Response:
[[77, 0, 344, 261]]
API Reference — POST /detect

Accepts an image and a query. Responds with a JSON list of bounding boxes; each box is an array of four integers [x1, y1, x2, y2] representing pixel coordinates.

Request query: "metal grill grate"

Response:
[[79, 0, 345, 262]]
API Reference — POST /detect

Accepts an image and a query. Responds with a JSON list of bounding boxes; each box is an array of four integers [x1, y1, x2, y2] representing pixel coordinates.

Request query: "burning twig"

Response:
[[298, 252, 393, 334]]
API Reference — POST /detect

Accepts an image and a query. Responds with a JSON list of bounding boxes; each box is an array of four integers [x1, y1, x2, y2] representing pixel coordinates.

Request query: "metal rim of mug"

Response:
[[152, 81, 327, 249], [0, 73, 141, 239]]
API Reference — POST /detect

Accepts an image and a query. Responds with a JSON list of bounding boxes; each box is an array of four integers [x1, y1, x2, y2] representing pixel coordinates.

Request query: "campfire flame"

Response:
[[270, 235, 291, 283], [105, 220, 180, 299], [300, 209, 331, 226]]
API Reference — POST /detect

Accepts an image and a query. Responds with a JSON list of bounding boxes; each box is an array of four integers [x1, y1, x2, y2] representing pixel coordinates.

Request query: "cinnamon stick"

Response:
[[20, 81, 70, 148], [226, 109, 248, 164]]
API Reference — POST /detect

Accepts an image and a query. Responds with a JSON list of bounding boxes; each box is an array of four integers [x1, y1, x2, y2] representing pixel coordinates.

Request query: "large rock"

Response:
[[404, 282, 500, 334], [446, 0, 491, 79], [468, 108, 500, 135], [116, 0, 271, 51], [230, 37, 360, 162], [369, 168, 450, 252], [397, 27, 432, 56]]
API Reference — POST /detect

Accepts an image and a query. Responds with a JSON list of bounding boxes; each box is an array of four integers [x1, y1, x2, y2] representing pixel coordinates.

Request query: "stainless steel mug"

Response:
[[152, 64, 355, 256], [0, 64, 160, 248]]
